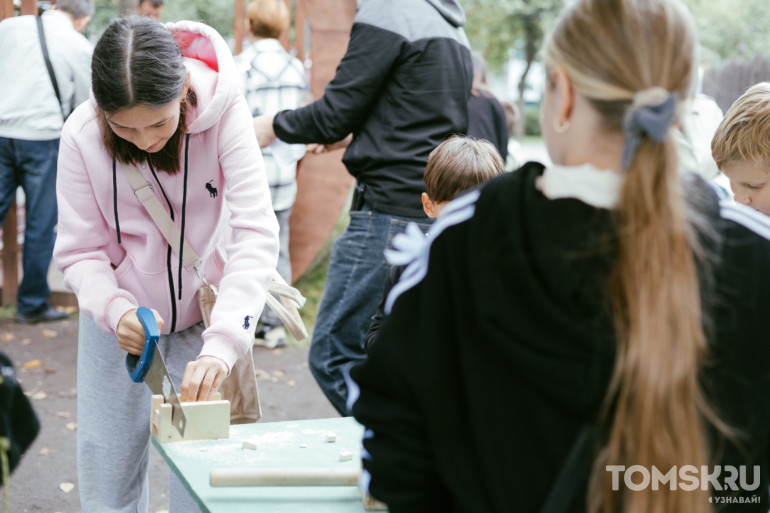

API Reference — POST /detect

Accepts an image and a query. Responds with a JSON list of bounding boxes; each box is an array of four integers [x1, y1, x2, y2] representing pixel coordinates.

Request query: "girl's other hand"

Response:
[[180, 356, 228, 402]]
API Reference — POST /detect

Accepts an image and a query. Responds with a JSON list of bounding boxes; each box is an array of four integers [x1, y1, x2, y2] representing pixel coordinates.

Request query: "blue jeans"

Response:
[[308, 203, 432, 415], [0, 137, 60, 314]]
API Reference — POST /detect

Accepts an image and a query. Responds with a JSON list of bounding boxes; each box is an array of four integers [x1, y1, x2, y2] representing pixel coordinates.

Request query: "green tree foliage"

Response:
[[462, 0, 768, 78], [163, 0, 235, 40], [87, 0, 116, 41], [462, 0, 768, 137], [463, 0, 562, 73], [88, 0, 236, 45], [463, 0, 562, 135], [680, 0, 770, 62]]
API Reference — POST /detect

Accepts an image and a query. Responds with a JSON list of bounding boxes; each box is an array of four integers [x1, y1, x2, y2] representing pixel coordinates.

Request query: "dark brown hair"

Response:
[[92, 16, 196, 173], [96, 89, 196, 174]]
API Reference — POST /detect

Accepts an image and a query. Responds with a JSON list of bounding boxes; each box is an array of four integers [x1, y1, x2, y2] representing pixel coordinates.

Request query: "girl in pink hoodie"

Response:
[[54, 17, 278, 512]]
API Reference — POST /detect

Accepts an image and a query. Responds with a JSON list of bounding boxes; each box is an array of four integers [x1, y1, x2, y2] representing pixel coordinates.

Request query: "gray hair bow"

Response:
[[621, 88, 678, 170]]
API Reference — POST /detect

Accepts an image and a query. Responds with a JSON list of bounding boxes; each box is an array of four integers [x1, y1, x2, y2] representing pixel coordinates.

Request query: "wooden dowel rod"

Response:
[[210, 468, 359, 487]]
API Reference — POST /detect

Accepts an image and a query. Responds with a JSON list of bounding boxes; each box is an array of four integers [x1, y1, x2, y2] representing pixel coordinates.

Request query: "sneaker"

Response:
[[254, 326, 287, 349], [14, 305, 70, 324]]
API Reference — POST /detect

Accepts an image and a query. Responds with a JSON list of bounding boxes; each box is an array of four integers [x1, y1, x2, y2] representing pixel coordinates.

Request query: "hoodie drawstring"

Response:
[[113, 136, 191, 304], [113, 158, 121, 244], [177, 133, 191, 300]]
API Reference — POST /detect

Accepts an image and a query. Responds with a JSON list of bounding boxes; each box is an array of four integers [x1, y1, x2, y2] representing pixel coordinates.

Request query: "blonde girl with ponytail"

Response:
[[348, 0, 770, 511], [542, 0, 726, 512]]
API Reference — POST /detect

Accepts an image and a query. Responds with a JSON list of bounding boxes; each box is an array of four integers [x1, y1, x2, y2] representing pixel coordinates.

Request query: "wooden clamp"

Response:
[[151, 393, 230, 443]]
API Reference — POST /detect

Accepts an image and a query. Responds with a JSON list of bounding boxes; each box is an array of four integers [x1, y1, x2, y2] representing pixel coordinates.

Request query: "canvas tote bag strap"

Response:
[[265, 273, 308, 341], [121, 164, 199, 268], [122, 164, 307, 340]]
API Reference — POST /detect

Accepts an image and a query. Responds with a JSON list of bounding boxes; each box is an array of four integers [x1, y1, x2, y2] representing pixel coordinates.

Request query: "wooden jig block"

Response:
[[152, 393, 230, 443]]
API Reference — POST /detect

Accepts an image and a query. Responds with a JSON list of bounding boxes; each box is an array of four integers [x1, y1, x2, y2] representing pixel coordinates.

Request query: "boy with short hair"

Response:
[[365, 135, 505, 351], [711, 82, 770, 216]]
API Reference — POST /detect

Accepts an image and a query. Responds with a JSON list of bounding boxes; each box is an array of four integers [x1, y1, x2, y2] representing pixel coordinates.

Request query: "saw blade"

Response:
[[144, 344, 187, 437]]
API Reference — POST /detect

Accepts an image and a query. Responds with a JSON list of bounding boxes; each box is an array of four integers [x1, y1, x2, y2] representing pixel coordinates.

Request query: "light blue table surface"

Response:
[[152, 416, 383, 513]]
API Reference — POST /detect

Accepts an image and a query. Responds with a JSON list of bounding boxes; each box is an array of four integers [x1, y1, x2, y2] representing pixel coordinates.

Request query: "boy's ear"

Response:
[[422, 192, 437, 218]]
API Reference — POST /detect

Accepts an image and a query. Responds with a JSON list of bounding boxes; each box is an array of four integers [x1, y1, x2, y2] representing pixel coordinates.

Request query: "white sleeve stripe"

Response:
[[342, 362, 360, 415], [384, 189, 480, 314], [359, 469, 373, 496], [720, 201, 770, 241]]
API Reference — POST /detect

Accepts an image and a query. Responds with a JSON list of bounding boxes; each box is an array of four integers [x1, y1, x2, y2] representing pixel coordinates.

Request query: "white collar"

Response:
[[250, 38, 284, 51], [536, 163, 623, 209]]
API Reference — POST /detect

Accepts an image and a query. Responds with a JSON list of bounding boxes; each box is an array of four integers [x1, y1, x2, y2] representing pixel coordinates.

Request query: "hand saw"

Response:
[[126, 307, 187, 437]]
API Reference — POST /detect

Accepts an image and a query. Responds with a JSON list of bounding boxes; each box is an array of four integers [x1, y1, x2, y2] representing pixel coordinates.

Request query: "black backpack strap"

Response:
[[539, 424, 595, 513], [35, 15, 66, 120]]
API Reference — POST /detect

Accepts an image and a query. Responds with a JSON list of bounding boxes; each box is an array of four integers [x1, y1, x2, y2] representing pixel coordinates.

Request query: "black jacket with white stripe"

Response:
[[273, 0, 472, 218], [351, 162, 770, 512]]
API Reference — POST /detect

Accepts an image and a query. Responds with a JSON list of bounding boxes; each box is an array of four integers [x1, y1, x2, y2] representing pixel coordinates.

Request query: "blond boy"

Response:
[[712, 82, 770, 215]]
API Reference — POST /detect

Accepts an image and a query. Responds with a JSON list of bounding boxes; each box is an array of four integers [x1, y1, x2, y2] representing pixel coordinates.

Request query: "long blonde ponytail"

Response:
[[543, 1, 721, 512], [595, 135, 712, 513]]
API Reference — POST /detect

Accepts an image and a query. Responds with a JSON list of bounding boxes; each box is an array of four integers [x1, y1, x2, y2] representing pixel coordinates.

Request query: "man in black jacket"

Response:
[[254, 0, 472, 415]]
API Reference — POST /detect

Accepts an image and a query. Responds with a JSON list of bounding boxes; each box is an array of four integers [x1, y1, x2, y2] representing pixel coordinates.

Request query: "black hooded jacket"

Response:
[[273, 0, 472, 218], [351, 163, 770, 512]]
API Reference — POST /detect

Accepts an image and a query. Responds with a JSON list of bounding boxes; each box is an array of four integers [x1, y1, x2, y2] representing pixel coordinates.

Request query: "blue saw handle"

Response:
[[125, 307, 160, 383]]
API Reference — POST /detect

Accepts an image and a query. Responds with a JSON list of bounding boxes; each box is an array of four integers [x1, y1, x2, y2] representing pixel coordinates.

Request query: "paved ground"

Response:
[[1, 314, 337, 513]]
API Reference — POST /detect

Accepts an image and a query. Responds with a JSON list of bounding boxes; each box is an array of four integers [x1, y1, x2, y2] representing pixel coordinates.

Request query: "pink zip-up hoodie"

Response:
[[53, 21, 279, 372]]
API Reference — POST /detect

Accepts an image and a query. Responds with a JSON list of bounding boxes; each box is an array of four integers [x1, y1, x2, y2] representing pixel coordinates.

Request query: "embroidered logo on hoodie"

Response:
[[205, 180, 218, 198]]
